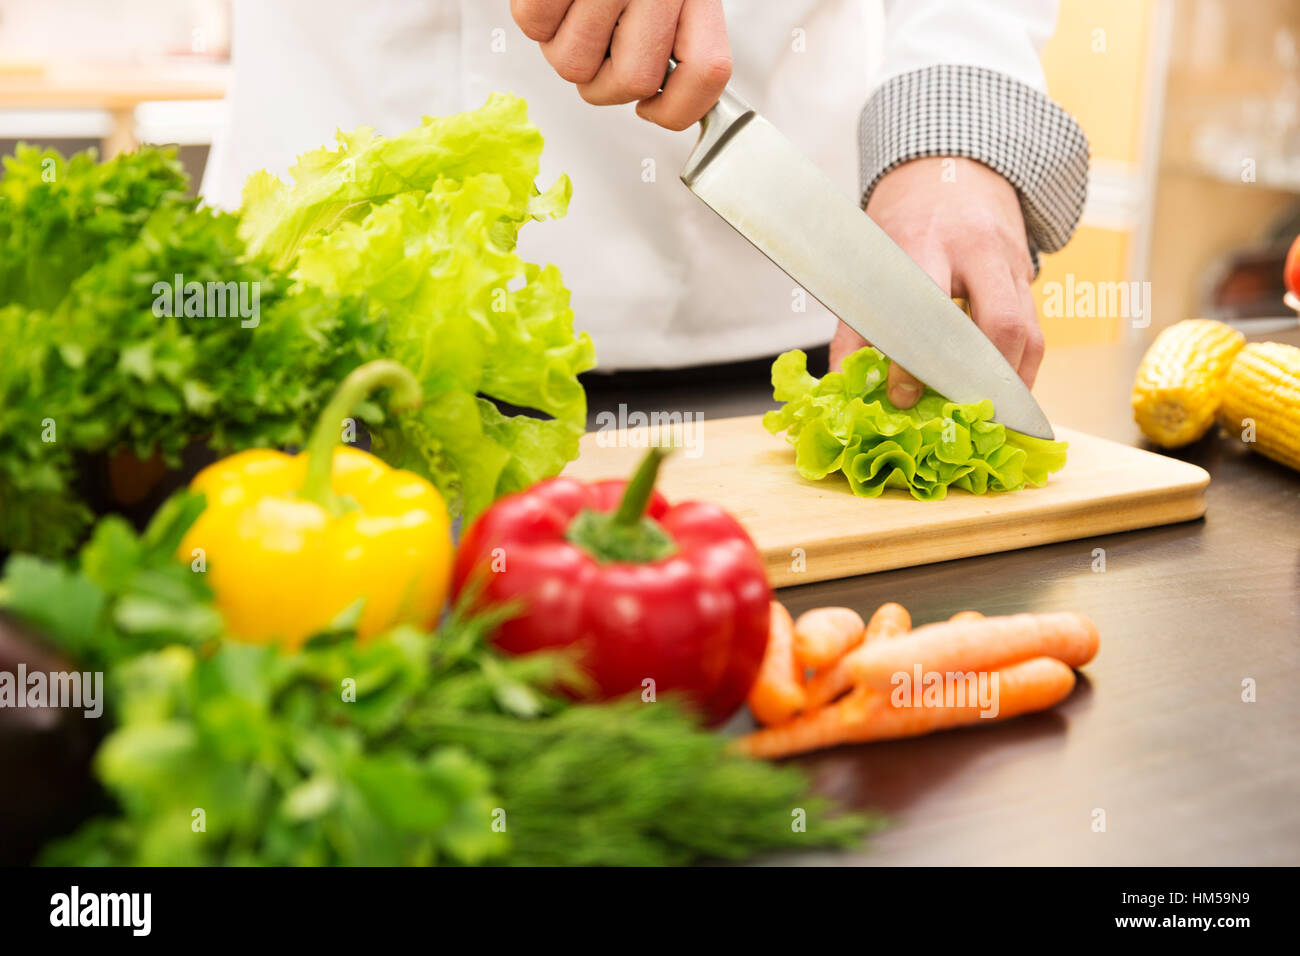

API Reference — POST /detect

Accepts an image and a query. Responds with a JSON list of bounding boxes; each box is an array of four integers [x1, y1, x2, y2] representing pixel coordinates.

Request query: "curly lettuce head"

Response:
[[763, 347, 1067, 500], [239, 94, 596, 518], [0, 145, 382, 557]]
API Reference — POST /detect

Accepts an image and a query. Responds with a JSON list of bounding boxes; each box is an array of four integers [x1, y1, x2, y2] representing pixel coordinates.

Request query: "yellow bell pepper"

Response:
[[180, 360, 452, 648]]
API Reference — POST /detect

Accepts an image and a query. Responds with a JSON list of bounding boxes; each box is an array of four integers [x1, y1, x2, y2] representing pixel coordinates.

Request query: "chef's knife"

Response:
[[666, 60, 1055, 440]]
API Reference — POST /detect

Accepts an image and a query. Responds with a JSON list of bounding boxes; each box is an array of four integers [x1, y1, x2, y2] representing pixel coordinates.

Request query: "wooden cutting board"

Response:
[[563, 414, 1210, 587]]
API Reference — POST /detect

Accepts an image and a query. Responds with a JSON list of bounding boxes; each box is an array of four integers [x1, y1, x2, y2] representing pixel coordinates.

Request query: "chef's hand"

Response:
[[830, 156, 1044, 409], [511, 0, 731, 131]]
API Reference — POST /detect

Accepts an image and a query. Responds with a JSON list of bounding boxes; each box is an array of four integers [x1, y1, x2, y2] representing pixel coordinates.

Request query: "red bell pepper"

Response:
[[451, 448, 772, 724], [1285, 233, 1300, 299]]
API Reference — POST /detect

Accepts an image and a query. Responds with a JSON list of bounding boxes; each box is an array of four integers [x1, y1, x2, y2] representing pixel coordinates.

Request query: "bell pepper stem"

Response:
[[299, 360, 422, 510], [566, 446, 678, 563], [614, 446, 670, 526]]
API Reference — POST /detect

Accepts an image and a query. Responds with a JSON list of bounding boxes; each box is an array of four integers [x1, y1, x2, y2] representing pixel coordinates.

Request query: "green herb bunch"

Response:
[[1, 498, 874, 866], [0, 145, 383, 556], [1, 94, 599, 556]]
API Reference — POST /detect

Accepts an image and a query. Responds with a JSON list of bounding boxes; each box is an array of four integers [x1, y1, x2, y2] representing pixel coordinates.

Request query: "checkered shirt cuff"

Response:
[[859, 64, 1091, 271]]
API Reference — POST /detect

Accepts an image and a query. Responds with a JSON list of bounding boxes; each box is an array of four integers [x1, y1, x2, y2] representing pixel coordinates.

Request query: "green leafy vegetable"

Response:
[[0, 146, 383, 556], [1, 94, 596, 553], [416, 701, 868, 866], [0, 143, 190, 311], [764, 347, 1068, 500], [4, 502, 873, 866], [239, 93, 597, 518]]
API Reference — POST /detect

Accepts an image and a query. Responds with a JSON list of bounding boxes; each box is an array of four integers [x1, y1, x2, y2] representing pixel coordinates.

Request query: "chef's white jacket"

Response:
[[202, 0, 1066, 370]]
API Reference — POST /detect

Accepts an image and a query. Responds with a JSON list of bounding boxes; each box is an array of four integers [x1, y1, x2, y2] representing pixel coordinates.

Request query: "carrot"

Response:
[[802, 602, 912, 708], [865, 602, 911, 642], [746, 601, 806, 726], [839, 612, 1099, 692], [949, 610, 984, 623], [793, 607, 866, 669], [739, 656, 1076, 758]]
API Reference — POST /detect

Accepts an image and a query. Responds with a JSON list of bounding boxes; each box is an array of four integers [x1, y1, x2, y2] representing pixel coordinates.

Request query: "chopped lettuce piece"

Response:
[[763, 347, 1067, 500]]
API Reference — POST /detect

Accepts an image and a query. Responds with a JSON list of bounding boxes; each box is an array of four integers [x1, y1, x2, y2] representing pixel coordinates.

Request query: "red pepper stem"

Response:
[[299, 360, 422, 510], [566, 445, 678, 563], [614, 446, 671, 526]]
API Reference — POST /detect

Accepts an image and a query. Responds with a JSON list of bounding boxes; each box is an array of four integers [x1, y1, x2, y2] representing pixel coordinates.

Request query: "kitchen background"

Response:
[[2, 0, 1297, 344]]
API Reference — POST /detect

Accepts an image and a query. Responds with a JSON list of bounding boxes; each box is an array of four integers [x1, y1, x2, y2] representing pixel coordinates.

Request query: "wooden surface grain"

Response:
[[565, 417, 1210, 587], [584, 328, 1300, 865], [0, 63, 229, 109]]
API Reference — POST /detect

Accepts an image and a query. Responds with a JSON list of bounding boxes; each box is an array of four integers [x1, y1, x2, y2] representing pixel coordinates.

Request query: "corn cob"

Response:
[[1132, 319, 1245, 447], [1218, 342, 1300, 471]]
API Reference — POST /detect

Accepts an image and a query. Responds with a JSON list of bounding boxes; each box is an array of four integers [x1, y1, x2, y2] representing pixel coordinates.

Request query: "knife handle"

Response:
[[666, 57, 755, 187], [664, 56, 750, 118]]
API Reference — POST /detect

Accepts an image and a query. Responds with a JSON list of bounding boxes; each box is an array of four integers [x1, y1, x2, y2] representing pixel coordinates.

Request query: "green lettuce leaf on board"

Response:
[[763, 347, 1068, 500], [239, 93, 596, 518]]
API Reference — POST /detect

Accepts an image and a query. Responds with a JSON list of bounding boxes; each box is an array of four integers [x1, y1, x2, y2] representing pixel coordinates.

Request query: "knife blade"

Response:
[[670, 64, 1055, 440]]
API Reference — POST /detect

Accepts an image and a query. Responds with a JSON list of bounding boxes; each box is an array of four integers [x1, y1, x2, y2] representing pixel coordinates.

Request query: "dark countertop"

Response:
[[584, 327, 1300, 865]]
